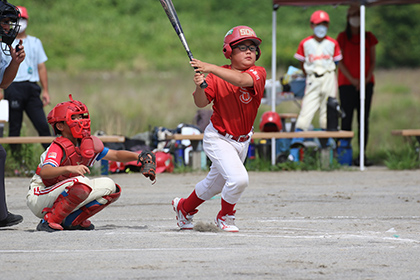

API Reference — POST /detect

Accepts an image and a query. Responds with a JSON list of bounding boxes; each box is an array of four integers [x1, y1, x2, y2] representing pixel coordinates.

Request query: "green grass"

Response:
[[385, 143, 420, 170]]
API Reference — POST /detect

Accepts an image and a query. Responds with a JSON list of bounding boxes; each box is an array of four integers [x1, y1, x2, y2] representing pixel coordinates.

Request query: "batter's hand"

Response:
[[193, 72, 205, 87], [190, 59, 213, 74]]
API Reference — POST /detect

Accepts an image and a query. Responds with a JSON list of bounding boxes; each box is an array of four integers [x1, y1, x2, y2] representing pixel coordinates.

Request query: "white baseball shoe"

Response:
[[215, 212, 239, 232], [172, 197, 197, 230]]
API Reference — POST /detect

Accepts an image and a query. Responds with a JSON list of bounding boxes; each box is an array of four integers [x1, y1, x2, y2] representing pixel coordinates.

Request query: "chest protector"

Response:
[[41, 136, 104, 187]]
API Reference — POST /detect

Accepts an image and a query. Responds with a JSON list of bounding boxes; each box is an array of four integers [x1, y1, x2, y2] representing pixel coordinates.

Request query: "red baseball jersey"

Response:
[[336, 31, 378, 86], [294, 35, 342, 75], [201, 65, 266, 136]]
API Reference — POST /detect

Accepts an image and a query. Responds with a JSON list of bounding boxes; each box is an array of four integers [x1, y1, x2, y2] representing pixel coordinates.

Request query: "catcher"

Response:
[[26, 95, 156, 232]]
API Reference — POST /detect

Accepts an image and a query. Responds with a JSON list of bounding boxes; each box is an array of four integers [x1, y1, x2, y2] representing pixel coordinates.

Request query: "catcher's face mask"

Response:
[[48, 94, 91, 139], [0, 0, 20, 55]]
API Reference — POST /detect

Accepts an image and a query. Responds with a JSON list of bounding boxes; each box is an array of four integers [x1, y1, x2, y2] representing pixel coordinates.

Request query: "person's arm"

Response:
[[39, 164, 91, 179], [192, 72, 210, 108], [366, 45, 376, 83], [102, 149, 139, 163], [338, 61, 359, 90], [38, 62, 50, 106], [0, 42, 25, 89], [190, 59, 253, 88]]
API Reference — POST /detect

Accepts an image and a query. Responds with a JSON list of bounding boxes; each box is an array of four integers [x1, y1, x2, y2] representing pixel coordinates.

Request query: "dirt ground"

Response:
[[1, 167, 420, 279]]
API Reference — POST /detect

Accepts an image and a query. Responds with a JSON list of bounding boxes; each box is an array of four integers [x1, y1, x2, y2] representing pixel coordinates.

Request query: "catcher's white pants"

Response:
[[27, 174, 116, 218], [296, 71, 338, 130], [195, 122, 251, 205]]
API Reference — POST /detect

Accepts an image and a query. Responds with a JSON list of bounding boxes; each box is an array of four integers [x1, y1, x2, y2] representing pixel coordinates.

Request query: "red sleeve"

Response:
[[43, 143, 64, 167], [333, 39, 342, 62], [294, 39, 306, 62], [246, 66, 266, 97]]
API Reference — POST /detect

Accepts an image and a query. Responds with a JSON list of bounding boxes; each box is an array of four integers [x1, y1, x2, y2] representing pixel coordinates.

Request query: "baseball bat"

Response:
[[159, 0, 208, 89]]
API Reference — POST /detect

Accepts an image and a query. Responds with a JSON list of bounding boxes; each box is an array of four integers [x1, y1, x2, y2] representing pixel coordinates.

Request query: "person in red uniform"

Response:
[[27, 95, 155, 232], [336, 4, 378, 166], [171, 26, 266, 232]]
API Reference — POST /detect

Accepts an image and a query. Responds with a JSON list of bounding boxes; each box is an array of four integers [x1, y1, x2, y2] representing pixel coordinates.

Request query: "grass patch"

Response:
[[384, 143, 419, 170]]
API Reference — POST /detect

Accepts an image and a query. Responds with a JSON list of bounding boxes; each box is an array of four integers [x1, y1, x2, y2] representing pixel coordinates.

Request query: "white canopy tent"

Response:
[[270, 0, 420, 170]]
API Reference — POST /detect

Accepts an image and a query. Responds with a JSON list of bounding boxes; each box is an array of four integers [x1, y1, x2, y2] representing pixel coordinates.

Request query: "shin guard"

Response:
[[44, 183, 92, 229], [63, 184, 122, 227]]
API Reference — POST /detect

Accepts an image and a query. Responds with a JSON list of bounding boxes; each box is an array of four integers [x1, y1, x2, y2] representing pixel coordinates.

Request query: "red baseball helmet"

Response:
[[259, 111, 282, 132], [156, 151, 174, 173], [47, 94, 91, 138], [222, 26, 262, 60], [310, 10, 330, 24]]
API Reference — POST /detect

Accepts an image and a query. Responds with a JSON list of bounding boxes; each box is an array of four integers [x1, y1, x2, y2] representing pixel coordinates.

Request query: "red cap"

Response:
[[310, 10, 329, 24], [17, 6, 28, 19]]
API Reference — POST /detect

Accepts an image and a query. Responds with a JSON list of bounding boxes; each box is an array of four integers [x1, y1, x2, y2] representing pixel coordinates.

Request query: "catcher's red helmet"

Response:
[[47, 94, 91, 138], [259, 111, 282, 132], [222, 25, 262, 60], [156, 151, 174, 173]]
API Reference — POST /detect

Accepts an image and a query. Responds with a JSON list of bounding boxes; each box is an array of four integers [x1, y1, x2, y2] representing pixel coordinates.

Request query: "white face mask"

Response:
[[349, 16, 360, 27], [313, 25, 328, 38], [18, 19, 27, 34]]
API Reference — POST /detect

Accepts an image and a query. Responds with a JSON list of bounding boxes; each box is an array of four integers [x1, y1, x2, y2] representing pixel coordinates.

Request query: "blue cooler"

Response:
[[290, 79, 306, 99], [337, 139, 352, 166]]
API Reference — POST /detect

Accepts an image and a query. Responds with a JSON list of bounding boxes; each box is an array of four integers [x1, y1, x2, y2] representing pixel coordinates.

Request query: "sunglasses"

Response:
[[233, 44, 257, 52]]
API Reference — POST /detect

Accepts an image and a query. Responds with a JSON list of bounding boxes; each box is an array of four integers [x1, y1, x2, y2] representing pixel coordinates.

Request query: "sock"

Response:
[[220, 198, 236, 216], [182, 190, 204, 213]]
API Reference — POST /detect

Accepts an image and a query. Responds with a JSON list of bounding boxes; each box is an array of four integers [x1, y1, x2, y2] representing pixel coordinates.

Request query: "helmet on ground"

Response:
[[155, 151, 174, 173], [0, 0, 20, 54], [47, 94, 91, 138], [259, 111, 282, 132], [222, 25, 262, 60]]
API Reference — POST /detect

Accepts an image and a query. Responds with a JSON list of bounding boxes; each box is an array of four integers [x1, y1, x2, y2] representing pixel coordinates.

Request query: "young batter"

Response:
[[27, 95, 156, 232], [172, 26, 266, 232], [289, 10, 342, 161]]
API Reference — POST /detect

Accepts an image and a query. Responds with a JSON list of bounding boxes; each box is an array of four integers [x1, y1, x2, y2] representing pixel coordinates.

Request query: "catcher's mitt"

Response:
[[137, 151, 157, 184]]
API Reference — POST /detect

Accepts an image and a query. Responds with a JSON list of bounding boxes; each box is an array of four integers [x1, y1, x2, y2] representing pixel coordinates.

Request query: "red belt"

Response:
[[217, 130, 250, 142]]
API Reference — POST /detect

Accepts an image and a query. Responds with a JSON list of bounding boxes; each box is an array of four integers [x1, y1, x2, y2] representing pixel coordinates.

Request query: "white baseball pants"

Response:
[[27, 174, 116, 218], [195, 122, 251, 205], [296, 71, 338, 130]]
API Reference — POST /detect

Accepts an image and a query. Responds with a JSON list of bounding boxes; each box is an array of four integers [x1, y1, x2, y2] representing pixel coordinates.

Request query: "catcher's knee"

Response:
[[67, 183, 92, 203]]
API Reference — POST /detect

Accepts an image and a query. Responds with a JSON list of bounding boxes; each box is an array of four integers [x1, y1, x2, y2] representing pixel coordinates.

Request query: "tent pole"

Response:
[[271, 4, 279, 166], [359, 3, 366, 170]]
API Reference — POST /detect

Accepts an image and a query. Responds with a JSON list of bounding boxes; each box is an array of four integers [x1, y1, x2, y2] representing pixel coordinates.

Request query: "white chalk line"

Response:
[[106, 229, 420, 244], [0, 247, 227, 254]]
